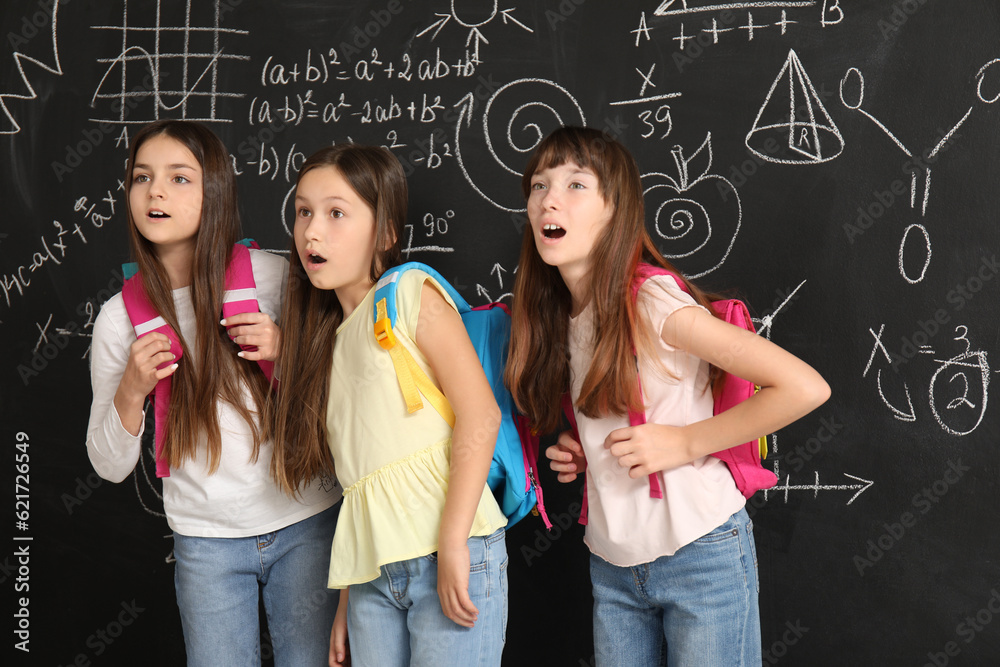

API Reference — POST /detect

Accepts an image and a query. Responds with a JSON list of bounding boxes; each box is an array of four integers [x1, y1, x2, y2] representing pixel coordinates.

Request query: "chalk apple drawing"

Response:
[[642, 132, 742, 278]]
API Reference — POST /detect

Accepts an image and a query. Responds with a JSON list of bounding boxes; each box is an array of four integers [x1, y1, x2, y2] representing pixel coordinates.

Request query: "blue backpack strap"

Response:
[[373, 261, 470, 329]]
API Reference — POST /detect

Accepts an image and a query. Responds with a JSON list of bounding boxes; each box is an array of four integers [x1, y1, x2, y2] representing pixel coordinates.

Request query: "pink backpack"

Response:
[[121, 241, 275, 477], [563, 264, 777, 523]]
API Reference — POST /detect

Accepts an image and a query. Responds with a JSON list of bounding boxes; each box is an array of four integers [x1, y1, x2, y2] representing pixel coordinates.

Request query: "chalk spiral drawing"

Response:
[[90, 0, 249, 125], [838, 59, 1000, 283], [416, 1, 532, 63], [746, 49, 844, 165], [455, 78, 586, 212], [0, 1, 63, 134], [641, 133, 742, 278]]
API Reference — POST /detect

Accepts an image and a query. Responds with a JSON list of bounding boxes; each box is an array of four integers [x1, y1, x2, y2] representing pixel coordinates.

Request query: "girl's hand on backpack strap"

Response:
[[329, 588, 350, 667], [604, 423, 694, 477], [221, 312, 281, 361], [436, 542, 479, 628], [547, 430, 587, 482], [114, 332, 177, 436]]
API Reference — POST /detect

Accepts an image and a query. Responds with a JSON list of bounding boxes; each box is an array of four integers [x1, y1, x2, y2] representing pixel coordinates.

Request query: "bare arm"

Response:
[[605, 305, 830, 477], [416, 282, 501, 628]]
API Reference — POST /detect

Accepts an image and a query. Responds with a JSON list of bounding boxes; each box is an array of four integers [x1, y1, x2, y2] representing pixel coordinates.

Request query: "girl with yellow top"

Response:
[[269, 144, 508, 667]]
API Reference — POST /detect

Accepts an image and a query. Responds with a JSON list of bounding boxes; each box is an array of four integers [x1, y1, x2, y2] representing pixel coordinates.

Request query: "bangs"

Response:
[[521, 126, 611, 198]]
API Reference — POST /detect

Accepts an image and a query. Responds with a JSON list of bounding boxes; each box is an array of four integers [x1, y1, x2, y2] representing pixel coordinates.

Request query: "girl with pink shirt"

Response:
[[505, 126, 830, 666]]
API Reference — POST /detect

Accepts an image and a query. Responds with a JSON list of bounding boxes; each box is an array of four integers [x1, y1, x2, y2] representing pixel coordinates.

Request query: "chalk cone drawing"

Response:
[[746, 49, 843, 164], [642, 132, 741, 278], [454, 78, 585, 213]]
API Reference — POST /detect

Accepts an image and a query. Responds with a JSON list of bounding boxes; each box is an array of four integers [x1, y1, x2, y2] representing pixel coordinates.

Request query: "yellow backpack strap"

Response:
[[374, 297, 456, 427]]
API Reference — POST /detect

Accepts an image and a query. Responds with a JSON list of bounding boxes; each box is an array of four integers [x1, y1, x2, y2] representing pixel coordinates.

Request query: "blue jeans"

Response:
[[347, 527, 508, 666], [173, 503, 341, 667], [589, 508, 761, 667]]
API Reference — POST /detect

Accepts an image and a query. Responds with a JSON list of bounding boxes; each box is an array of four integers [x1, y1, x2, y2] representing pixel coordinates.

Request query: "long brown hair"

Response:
[[125, 119, 272, 473], [268, 144, 407, 495], [505, 126, 722, 434]]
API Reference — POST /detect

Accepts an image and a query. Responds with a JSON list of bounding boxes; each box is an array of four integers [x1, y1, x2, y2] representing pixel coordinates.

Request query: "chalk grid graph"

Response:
[[90, 0, 248, 124]]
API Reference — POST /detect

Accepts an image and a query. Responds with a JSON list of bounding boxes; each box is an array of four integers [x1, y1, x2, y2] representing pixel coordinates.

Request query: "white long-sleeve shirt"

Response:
[[86, 249, 340, 537]]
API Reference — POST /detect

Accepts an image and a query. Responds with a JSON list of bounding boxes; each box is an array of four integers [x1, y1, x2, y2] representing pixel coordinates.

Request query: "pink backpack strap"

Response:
[[121, 242, 273, 477], [222, 243, 274, 382], [120, 273, 183, 478]]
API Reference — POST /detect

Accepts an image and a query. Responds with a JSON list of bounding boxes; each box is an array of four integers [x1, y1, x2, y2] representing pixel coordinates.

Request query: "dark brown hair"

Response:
[[268, 144, 407, 495], [505, 126, 722, 434], [125, 119, 271, 473]]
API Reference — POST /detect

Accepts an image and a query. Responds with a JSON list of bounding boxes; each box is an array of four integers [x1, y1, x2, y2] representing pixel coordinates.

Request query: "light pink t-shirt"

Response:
[[567, 274, 746, 567]]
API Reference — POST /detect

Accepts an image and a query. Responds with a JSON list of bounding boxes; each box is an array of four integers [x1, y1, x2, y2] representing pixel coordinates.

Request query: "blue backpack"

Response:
[[372, 262, 550, 528]]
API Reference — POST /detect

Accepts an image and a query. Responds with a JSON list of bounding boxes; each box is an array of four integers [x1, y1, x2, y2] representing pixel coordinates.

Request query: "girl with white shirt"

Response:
[[86, 120, 341, 666], [505, 126, 830, 666]]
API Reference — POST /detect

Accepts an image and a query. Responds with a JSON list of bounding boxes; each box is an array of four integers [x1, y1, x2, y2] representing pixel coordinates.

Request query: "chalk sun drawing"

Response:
[[90, 0, 249, 125], [416, 1, 532, 63], [454, 78, 586, 213], [746, 49, 844, 165], [642, 133, 742, 278], [0, 1, 63, 134]]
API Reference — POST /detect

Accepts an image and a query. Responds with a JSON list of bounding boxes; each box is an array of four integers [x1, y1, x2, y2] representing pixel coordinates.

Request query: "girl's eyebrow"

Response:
[[294, 194, 351, 204], [132, 162, 198, 171]]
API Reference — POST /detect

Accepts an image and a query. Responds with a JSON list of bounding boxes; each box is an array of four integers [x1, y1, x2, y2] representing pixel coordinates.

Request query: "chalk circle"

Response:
[[650, 194, 711, 259], [745, 123, 844, 164], [976, 58, 1000, 104], [839, 68, 864, 110], [899, 224, 931, 284], [451, 0, 498, 28], [929, 352, 990, 436]]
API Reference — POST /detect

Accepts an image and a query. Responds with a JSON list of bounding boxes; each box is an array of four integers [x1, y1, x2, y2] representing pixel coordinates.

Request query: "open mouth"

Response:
[[147, 210, 170, 219], [307, 253, 327, 265], [542, 223, 566, 239]]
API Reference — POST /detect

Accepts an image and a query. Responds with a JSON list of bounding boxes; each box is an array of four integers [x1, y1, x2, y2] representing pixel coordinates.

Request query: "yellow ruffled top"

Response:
[[324, 270, 507, 588]]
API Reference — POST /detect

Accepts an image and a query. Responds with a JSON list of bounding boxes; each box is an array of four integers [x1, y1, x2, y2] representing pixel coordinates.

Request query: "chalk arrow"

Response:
[[501, 8, 534, 33], [491, 263, 507, 288], [416, 13, 451, 40], [467, 27, 488, 61], [877, 368, 916, 422], [453, 92, 474, 128], [476, 284, 492, 301], [766, 472, 874, 506]]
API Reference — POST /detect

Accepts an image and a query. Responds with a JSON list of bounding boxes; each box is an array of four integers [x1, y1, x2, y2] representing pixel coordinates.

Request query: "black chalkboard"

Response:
[[3, 1, 1000, 664]]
